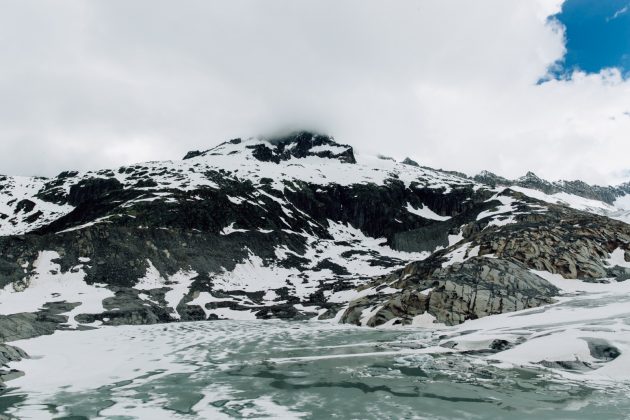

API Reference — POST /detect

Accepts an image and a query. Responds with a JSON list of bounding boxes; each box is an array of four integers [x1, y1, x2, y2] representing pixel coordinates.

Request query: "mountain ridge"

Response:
[[473, 169, 630, 206], [0, 132, 628, 357]]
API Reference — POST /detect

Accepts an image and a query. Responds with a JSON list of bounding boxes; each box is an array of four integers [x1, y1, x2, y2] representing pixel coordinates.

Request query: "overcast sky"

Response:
[[1, 0, 629, 184]]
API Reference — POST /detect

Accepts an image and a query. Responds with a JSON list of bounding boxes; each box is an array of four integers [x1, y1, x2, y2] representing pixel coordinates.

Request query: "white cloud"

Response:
[[0, 0, 628, 184], [608, 4, 629, 21]]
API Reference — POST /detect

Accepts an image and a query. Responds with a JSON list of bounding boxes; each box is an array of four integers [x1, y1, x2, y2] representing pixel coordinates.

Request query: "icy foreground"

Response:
[[3, 275, 630, 419]]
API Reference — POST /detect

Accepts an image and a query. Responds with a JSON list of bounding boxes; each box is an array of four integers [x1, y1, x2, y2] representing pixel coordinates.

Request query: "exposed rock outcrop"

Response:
[[0, 338, 29, 391], [340, 257, 558, 327]]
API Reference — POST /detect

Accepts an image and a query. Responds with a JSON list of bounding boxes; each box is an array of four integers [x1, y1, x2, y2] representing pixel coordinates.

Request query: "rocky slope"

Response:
[[0, 131, 629, 349], [340, 188, 630, 327]]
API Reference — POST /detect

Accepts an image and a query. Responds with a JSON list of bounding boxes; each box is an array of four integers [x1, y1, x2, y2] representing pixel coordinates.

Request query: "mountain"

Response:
[[474, 169, 630, 208], [0, 131, 629, 353]]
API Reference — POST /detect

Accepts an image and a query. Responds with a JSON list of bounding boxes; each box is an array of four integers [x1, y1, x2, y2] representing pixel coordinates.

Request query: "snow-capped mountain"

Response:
[[0, 131, 629, 346], [474, 169, 630, 222]]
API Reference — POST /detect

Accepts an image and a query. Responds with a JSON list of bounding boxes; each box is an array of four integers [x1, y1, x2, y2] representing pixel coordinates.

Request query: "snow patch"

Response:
[[220, 222, 249, 235], [0, 251, 113, 327], [510, 186, 617, 215], [606, 248, 630, 268], [441, 244, 480, 268], [405, 203, 451, 221], [164, 270, 197, 319], [477, 194, 516, 221], [308, 144, 350, 155]]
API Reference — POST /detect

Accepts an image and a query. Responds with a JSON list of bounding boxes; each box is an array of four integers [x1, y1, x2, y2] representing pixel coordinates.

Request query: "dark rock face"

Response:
[[14, 200, 35, 214], [250, 131, 356, 164], [183, 150, 204, 160], [402, 158, 419, 167], [68, 177, 124, 206]]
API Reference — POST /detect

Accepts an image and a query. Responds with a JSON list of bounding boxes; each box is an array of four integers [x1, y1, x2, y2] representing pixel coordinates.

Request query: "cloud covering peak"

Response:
[[0, 0, 628, 184]]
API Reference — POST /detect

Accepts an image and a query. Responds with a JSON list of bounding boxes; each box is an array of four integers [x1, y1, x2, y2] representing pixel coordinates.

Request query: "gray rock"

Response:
[[0, 343, 28, 391], [0, 344, 28, 366], [401, 158, 419, 167], [340, 257, 559, 327], [585, 338, 620, 361], [0, 369, 24, 382], [0, 312, 60, 342], [539, 360, 594, 371]]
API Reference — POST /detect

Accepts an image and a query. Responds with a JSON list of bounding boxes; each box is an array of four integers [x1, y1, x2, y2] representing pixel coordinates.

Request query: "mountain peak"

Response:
[[401, 157, 419, 167], [258, 131, 356, 164], [519, 171, 543, 181], [184, 131, 356, 164], [473, 170, 510, 186]]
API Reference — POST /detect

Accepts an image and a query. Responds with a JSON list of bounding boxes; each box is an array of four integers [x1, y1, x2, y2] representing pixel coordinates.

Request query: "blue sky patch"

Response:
[[550, 0, 630, 79]]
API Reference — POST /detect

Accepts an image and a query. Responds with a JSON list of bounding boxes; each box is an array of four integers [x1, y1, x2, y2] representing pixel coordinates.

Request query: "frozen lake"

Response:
[[3, 274, 630, 419]]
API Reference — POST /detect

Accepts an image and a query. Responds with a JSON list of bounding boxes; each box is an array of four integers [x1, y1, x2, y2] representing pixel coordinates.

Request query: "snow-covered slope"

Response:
[[0, 176, 73, 236], [3, 133, 628, 238], [0, 135, 478, 237], [0, 131, 628, 342]]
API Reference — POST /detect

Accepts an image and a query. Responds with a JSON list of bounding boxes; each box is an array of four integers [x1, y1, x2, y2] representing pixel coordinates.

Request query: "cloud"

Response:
[[608, 4, 629, 21], [0, 0, 628, 184]]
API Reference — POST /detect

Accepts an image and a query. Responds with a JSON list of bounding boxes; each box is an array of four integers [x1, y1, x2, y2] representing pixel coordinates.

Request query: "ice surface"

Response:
[[5, 314, 630, 419]]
